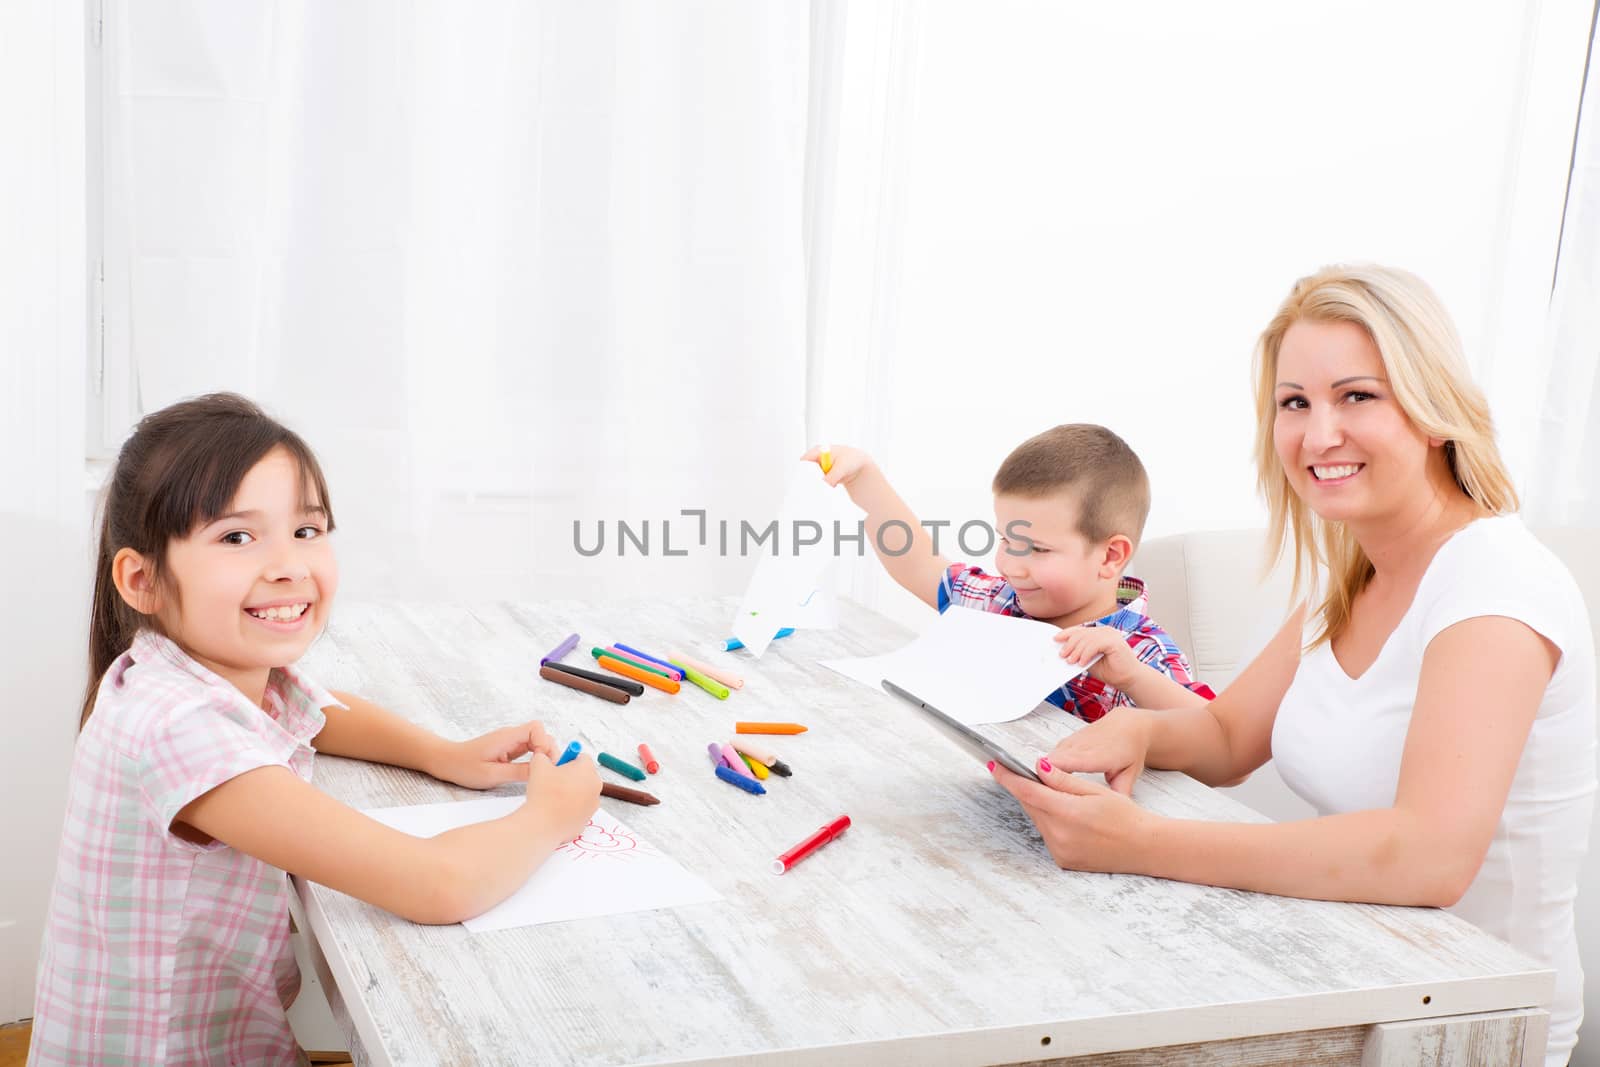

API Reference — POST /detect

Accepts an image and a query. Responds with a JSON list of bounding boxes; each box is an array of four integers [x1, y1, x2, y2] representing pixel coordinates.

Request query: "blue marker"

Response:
[[715, 763, 766, 795], [615, 643, 678, 673], [722, 627, 796, 653], [556, 740, 582, 766]]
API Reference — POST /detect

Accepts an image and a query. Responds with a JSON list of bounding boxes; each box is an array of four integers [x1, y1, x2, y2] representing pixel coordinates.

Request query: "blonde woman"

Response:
[[990, 264, 1596, 1065]]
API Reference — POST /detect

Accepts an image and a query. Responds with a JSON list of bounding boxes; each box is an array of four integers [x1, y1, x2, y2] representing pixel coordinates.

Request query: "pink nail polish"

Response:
[[986, 761, 995, 772], [1038, 758, 1053, 773]]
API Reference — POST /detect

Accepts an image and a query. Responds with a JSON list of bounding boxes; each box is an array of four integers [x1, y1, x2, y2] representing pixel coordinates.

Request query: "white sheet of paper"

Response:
[[731, 465, 849, 656], [821, 607, 1087, 725], [365, 798, 721, 931]]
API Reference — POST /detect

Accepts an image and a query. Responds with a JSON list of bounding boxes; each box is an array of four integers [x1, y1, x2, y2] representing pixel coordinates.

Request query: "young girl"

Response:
[[29, 393, 602, 1066]]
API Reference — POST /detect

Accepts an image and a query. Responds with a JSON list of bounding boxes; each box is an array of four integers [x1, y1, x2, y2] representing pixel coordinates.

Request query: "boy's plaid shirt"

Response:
[[937, 564, 1215, 721]]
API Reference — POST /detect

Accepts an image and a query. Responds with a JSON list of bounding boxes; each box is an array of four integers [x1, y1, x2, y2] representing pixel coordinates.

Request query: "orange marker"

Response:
[[598, 655, 681, 694], [736, 721, 807, 735], [638, 743, 660, 774], [739, 752, 770, 780]]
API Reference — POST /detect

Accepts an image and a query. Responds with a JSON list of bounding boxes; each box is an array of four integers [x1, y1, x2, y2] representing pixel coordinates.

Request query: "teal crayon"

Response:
[[598, 752, 646, 782]]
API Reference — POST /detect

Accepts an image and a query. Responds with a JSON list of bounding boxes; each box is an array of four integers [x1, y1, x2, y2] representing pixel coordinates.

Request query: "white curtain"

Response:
[[106, 1, 811, 601], [1528, 15, 1600, 527]]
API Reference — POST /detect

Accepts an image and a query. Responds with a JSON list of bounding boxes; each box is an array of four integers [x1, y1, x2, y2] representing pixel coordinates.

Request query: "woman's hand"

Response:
[[1054, 624, 1140, 689], [1042, 705, 1153, 796], [990, 757, 1160, 873], [430, 720, 558, 790]]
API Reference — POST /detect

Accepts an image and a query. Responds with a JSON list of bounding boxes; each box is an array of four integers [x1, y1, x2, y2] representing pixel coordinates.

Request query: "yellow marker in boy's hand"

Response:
[[818, 448, 833, 475]]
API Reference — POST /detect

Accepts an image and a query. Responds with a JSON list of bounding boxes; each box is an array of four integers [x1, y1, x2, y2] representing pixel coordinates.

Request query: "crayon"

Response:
[[739, 752, 770, 780], [540, 632, 579, 665], [720, 742, 754, 781], [601, 782, 660, 807], [592, 647, 677, 681], [556, 740, 582, 766], [598, 752, 647, 782], [736, 722, 807, 735], [715, 764, 766, 795], [615, 643, 680, 675], [671, 660, 730, 700], [539, 665, 630, 705], [543, 661, 644, 697], [667, 651, 744, 689], [597, 655, 681, 694], [637, 743, 660, 774]]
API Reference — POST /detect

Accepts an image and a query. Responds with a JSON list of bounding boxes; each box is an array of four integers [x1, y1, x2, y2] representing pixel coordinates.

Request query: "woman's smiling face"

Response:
[[1273, 318, 1436, 526]]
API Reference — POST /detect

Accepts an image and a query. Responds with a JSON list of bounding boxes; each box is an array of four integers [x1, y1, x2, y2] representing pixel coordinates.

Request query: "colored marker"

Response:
[[720, 742, 754, 780], [739, 752, 770, 780], [592, 647, 677, 681], [670, 660, 730, 700], [543, 661, 644, 697], [723, 628, 795, 652], [667, 651, 744, 690], [708, 742, 728, 769], [768, 759, 793, 777], [556, 740, 582, 766], [772, 815, 851, 875], [540, 632, 579, 666], [818, 448, 833, 474], [729, 737, 776, 763], [637, 743, 659, 774], [715, 764, 766, 795], [615, 643, 680, 675], [603, 646, 682, 681], [539, 665, 630, 704], [736, 722, 808, 735], [597, 655, 681, 694], [598, 752, 647, 782], [601, 782, 660, 807]]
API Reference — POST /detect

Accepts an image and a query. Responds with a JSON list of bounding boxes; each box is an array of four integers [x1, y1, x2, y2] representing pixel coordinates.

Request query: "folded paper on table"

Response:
[[731, 465, 849, 656], [821, 607, 1086, 725], [365, 798, 721, 932]]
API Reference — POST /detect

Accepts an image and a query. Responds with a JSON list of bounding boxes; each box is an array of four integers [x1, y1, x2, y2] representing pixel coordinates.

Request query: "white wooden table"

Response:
[[292, 597, 1552, 1066]]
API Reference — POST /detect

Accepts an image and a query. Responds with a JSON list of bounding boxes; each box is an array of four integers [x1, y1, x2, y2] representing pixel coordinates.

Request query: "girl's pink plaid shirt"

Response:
[[30, 630, 342, 1067]]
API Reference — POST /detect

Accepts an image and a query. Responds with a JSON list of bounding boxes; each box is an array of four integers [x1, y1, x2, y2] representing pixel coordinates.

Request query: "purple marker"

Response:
[[541, 632, 580, 666]]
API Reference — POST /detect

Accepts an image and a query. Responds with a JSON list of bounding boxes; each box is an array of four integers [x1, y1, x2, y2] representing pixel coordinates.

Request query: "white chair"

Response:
[[1132, 525, 1600, 1062]]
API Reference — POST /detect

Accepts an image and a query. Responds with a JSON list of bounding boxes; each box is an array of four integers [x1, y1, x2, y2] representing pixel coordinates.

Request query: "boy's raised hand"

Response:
[[1055, 624, 1140, 689], [431, 720, 558, 790], [800, 444, 875, 490]]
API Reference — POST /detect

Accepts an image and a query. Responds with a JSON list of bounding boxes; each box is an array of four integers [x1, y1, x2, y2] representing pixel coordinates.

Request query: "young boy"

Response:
[[804, 424, 1213, 721]]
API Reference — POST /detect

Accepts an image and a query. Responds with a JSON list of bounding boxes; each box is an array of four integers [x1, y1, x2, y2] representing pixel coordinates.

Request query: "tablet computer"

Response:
[[881, 678, 1043, 783]]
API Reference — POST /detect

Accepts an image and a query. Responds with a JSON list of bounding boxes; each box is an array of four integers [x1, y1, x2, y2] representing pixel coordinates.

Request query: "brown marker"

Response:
[[600, 782, 660, 806], [539, 664, 630, 704]]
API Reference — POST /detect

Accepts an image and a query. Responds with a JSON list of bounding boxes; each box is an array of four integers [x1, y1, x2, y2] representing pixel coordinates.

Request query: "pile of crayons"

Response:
[[537, 633, 747, 704], [707, 727, 804, 796]]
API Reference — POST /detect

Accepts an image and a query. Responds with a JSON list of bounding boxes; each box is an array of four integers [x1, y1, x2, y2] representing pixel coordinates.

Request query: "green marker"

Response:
[[669, 659, 731, 700], [597, 752, 647, 782], [591, 647, 674, 680]]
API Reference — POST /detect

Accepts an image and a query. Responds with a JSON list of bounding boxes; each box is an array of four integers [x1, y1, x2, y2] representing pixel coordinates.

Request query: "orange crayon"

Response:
[[638, 743, 660, 774], [736, 721, 807, 735], [598, 655, 681, 694]]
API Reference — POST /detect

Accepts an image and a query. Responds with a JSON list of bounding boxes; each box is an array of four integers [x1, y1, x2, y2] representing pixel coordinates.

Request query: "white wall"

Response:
[[832, 1, 1591, 632], [0, 0, 88, 1025]]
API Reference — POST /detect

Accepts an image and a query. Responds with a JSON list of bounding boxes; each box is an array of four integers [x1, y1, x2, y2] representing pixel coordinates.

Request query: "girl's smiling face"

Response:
[[118, 445, 338, 703]]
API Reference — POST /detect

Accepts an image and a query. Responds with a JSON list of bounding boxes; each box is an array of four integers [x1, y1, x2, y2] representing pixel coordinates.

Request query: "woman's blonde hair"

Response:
[[1252, 264, 1518, 648]]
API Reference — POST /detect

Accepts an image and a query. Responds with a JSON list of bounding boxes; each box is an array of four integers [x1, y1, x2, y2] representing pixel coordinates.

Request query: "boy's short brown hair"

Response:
[[991, 424, 1151, 549]]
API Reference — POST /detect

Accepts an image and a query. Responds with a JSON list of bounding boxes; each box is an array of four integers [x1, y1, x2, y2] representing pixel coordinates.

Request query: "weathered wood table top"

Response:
[[293, 597, 1550, 1066]]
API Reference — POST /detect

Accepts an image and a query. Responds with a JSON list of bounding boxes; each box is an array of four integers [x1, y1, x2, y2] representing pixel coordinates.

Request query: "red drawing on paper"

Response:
[[556, 818, 651, 863]]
